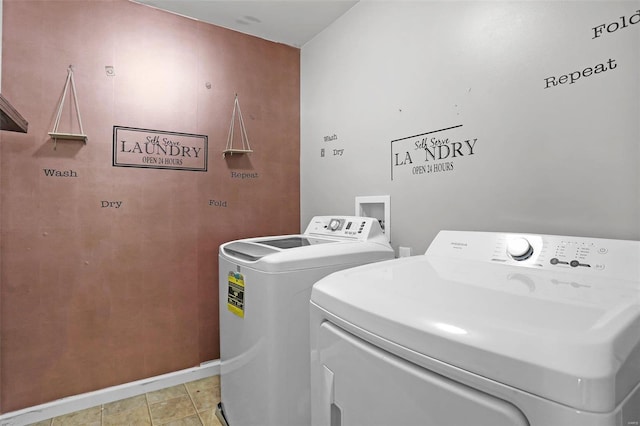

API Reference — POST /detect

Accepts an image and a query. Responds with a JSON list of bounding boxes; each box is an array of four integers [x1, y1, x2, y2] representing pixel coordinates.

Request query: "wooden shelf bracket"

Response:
[[49, 65, 88, 148]]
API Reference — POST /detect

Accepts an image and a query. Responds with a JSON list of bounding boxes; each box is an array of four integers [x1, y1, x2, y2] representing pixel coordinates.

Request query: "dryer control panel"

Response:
[[304, 216, 386, 242], [426, 230, 639, 281]]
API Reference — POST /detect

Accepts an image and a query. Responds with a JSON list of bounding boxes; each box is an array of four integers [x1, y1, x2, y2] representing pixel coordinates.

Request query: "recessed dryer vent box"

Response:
[[355, 195, 390, 242]]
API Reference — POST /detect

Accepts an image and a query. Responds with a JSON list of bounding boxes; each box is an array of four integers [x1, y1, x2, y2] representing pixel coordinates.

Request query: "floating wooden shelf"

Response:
[[223, 148, 253, 156], [0, 93, 28, 133], [47, 132, 88, 143], [224, 94, 252, 158]]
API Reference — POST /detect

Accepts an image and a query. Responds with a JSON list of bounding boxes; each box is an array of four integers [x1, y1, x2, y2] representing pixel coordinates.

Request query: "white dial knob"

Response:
[[328, 219, 341, 231], [507, 237, 533, 261]]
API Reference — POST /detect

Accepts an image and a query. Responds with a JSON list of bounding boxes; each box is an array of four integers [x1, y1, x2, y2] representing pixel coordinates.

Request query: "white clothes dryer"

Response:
[[217, 216, 394, 426], [310, 230, 640, 426]]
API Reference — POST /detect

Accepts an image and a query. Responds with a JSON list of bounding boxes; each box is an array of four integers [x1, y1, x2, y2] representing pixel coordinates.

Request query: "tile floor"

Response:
[[28, 376, 222, 426]]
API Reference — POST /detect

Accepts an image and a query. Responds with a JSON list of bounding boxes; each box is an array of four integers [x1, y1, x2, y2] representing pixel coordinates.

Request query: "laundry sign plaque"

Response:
[[390, 124, 478, 180], [113, 126, 208, 172]]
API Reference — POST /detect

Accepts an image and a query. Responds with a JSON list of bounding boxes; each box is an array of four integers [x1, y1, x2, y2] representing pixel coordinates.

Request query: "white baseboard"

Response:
[[0, 360, 220, 426]]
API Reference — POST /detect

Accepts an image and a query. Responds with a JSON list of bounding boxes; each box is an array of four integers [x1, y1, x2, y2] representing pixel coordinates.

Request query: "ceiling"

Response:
[[133, 0, 359, 48]]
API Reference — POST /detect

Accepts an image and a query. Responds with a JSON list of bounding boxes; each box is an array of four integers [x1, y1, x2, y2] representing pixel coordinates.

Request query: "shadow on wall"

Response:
[[33, 138, 85, 158], [224, 154, 254, 171]]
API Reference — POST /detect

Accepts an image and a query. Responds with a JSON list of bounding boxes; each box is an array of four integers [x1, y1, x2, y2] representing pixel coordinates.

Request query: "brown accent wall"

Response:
[[0, 0, 300, 412]]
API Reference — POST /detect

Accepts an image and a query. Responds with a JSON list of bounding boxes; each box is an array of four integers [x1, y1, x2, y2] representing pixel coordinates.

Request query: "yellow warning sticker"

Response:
[[227, 271, 245, 318]]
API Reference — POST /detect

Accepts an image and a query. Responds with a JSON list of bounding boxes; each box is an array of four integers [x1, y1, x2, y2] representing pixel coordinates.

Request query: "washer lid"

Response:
[[222, 241, 281, 261], [219, 216, 394, 271], [258, 237, 319, 249], [311, 232, 640, 413], [220, 235, 393, 271]]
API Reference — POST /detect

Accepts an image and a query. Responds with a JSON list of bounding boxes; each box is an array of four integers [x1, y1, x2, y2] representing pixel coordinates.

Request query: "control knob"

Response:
[[507, 237, 534, 261], [328, 219, 342, 231]]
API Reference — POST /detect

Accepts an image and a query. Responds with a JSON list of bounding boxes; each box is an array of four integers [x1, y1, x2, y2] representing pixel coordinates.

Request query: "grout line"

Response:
[[144, 392, 155, 426], [183, 383, 205, 425]]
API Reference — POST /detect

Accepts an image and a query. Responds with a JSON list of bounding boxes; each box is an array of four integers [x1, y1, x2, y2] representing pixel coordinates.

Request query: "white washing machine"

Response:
[[216, 216, 394, 426], [310, 230, 640, 426]]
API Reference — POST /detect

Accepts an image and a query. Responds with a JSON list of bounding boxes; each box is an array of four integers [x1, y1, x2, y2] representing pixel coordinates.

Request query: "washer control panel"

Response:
[[427, 230, 639, 281], [304, 216, 385, 241]]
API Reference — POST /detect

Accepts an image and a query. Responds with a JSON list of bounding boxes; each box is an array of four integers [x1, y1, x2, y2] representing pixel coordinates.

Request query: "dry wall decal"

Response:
[[390, 124, 478, 181], [321, 133, 344, 158], [101, 201, 123, 209], [113, 126, 208, 172]]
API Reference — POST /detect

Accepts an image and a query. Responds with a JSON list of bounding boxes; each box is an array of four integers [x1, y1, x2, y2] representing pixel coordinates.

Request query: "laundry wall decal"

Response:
[[390, 124, 479, 181], [112, 126, 208, 172]]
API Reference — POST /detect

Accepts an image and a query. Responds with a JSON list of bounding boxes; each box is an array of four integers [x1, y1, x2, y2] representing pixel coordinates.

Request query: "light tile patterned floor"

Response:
[[28, 376, 222, 426]]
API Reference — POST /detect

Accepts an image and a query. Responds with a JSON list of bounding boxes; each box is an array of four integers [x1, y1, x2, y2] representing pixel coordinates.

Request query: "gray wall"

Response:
[[301, 1, 640, 255]]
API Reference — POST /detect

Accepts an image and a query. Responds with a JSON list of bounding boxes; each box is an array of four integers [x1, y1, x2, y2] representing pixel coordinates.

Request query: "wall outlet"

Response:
[[399, 246, 411, 257]]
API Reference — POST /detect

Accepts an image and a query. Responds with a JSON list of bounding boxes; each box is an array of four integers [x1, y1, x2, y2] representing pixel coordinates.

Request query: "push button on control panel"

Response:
[[550, 258, 591, 268], [358, 221, 366, 234]]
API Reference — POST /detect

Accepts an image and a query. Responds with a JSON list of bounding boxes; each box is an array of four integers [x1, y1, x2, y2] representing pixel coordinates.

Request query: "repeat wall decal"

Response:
[[544, 7, 639, 89], [543, 59, 617, 89]]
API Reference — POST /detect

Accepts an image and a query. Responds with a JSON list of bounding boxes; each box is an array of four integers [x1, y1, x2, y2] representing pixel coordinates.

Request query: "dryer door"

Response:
[[314, 321, 530, 426]]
